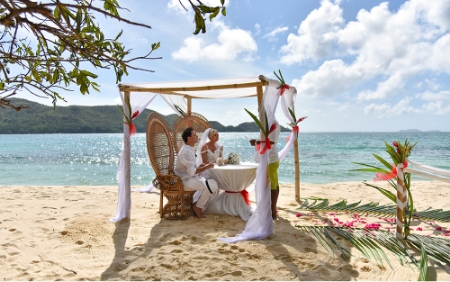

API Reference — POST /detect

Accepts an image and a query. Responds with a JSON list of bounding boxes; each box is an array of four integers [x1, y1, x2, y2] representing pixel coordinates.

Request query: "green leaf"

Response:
[[288, 107, 296, 123], [373, 154, 393, 170], [151, 42, 160, 51], [221, 0, 225, 5], [54, 7, 60, 20], [221, 7, 226, 16], [418, 243, 428, 281], [114, 30, 123, 41], [362, 182, 397, 203], [245, 108, 266, 135]]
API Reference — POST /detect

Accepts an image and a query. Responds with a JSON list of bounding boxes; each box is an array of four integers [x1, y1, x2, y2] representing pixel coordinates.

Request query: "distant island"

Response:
[[0, 98, 290, 134], [398, 129, 442, 133]]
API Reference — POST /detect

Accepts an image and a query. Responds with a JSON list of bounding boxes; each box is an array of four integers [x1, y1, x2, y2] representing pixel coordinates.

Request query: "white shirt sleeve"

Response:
[[179, 149, 197, 176]]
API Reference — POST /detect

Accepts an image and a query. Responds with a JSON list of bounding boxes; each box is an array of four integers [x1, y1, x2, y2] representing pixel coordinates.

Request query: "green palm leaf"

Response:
[[244, 108, 266, 136], [373, 153, 393, 170], [362, 182, 397, 203], [419, 243, 428, 281]]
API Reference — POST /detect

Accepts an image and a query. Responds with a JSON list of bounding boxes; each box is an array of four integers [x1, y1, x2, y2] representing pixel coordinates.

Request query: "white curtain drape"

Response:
[[161, 94, 187, 115], [110, 91, 158, 222], [219, 79, 297, 242]]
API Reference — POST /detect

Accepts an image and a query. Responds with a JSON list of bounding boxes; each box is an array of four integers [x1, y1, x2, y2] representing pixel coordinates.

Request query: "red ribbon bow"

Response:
[[280, 84, 290, 96], [259, 123, 277, 154], [226, 190, 251, 205], [374, 161, 408, 182], [259, 138, 272, 154], [127, 110, 140, 137]]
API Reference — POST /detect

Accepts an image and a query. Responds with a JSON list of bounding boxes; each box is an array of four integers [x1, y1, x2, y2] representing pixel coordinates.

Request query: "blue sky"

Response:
[[20, 0, 450, 132]]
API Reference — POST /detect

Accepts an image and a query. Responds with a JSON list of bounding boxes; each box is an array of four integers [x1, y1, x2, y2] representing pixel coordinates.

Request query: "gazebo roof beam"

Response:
[[118, 81, 268, 93]]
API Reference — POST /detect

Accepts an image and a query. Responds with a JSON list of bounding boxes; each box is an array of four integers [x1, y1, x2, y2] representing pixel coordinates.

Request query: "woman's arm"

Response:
[[201, 144, 208, 163]]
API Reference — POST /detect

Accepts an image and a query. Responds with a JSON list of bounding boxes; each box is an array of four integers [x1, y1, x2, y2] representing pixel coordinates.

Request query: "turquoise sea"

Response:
[[0, 132, 449, 186]]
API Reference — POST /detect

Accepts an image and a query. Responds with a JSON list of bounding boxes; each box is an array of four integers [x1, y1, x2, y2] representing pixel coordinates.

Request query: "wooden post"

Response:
[[396, 163, 407, 239], [187, 96, 192, 115], [256, 85, 263, 108], [294, 137, 300, 202]]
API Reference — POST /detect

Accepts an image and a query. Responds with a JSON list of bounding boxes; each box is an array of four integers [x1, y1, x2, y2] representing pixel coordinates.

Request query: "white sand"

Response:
[[1, 181, 450, 280]]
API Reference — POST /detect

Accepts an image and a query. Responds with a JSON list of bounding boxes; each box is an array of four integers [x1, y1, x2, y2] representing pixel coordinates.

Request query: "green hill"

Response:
[[0, 98, 289, 134]]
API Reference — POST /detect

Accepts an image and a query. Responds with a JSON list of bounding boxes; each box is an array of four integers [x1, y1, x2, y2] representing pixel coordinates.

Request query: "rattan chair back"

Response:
[[172, 112, 211, 154], [146, 112, 175, 176]]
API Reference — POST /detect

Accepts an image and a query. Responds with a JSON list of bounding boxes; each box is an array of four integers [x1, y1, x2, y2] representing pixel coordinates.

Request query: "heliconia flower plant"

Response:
[[117, 94, 139, 136], [273, 69, 290, 95], [244, 109, 277, 154], [288, 107, 307, 134], [352, 139, 417, 238]]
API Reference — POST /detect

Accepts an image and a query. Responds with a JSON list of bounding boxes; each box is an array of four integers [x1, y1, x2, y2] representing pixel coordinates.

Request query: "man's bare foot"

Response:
[[193, 205, 206, 218]]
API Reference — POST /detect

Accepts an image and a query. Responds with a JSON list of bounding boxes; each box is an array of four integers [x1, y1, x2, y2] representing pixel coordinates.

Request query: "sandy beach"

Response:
[[1, 181, 450, 280]]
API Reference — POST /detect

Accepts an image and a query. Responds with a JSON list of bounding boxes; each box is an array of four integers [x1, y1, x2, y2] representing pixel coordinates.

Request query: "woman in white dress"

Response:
[[200, 128, 226, 164]]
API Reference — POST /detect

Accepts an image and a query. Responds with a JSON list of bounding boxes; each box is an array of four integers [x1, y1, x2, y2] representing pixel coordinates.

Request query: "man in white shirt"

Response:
[[174, 127, 219, 218]]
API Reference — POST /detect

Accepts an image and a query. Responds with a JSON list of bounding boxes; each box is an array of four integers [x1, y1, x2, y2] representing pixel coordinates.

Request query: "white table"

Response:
[[204, 162, 258, 221]]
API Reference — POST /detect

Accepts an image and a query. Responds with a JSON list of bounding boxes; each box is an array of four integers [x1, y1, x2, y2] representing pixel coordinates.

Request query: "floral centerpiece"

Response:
[[227, 152, 241, 164]]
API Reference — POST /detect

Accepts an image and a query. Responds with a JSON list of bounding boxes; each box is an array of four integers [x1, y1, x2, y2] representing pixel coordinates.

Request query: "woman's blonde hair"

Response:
[[208, 128, 218, 138]]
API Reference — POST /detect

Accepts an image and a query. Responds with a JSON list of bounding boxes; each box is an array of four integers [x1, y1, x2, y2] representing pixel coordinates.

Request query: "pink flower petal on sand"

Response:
[[296, 213, 302, 217], [436, 226, 442, 231], [417, 227, 423, 231]]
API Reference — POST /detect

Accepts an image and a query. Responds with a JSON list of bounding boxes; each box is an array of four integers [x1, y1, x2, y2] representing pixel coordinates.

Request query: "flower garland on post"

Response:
[[274, 69, 290, 96], [288, 107, 307, 136], [118, 95, 139, 137], [352, 139, 417, 239], [244, 109, 276, 154]]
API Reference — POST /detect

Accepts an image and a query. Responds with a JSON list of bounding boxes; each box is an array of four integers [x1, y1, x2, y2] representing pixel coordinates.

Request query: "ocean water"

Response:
[[0, 132, 449, 186]]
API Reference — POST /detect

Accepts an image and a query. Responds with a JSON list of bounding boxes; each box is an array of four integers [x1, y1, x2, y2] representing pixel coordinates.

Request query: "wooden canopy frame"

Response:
[[118, 75, 302, 201]]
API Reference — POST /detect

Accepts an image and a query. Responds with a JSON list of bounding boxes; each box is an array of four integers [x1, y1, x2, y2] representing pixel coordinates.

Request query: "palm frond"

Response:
[[299, 198, 397, 216], [419, 243, 428, 281], [298, 198, 450, 222], [298, 226, 450, 273]]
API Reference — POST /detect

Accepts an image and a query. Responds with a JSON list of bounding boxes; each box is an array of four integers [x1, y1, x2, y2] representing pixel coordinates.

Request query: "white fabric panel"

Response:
[[408, 159, 450, 177], [404, 168, 450, 183], [110, 91, 157, 222], [219, 81, 282, 242], [161, 94, 186, 115]]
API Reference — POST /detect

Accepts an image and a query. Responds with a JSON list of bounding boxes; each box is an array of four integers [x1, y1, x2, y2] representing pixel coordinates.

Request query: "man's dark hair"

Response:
[[182, 127, 194, 143]]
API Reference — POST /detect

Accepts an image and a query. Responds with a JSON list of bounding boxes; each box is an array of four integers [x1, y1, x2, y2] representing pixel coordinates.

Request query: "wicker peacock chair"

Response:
[[146, 111, 211, 220], [172, 112, 211, 154]]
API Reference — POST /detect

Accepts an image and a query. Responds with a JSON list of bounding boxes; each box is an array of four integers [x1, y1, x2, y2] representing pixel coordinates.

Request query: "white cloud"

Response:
[[280, 0, 344, 64], [172, 25, 257, 62], [417, 90, 450, 114], [422, 101, 450, 115], [282, 0, 450, 102], [364, 98, 422, 117], [416, 90, 450, 101], [263, 27, 288, 42]]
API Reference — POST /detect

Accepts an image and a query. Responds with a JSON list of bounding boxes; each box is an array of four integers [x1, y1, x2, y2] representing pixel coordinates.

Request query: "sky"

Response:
[[18, 0, 450, 132]]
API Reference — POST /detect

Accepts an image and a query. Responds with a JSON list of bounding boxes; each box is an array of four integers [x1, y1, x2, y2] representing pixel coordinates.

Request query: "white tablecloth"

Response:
[[204, 162, 258, 221]]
